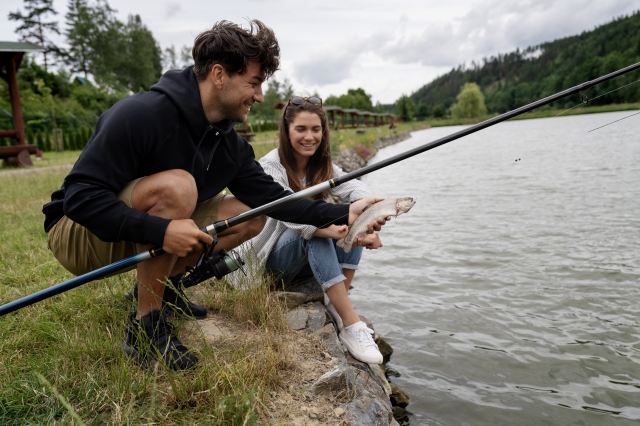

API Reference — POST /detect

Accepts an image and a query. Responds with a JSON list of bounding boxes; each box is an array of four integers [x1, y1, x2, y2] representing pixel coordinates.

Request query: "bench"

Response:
[[0, 144, 38, 167], [235, 121, 255, 142]]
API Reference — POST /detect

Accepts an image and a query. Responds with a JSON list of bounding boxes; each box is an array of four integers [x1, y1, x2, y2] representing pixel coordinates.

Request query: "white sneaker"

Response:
[[338, 321, 383, 364]]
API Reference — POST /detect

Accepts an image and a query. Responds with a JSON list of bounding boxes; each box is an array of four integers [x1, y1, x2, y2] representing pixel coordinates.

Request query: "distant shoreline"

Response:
[[422, 102, 640, 128]]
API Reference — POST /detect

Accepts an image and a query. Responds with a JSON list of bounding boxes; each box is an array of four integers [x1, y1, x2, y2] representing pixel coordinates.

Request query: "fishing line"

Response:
[[554, 78, 640, 117], [588, 110, 640, 132]]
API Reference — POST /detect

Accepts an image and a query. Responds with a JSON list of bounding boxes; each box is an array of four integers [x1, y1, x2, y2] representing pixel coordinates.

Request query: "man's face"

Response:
[[219, 61, 265, 123]]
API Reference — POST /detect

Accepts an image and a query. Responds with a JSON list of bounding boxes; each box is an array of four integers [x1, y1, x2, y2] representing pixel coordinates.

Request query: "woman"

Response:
[[247, 96, 385, 364]]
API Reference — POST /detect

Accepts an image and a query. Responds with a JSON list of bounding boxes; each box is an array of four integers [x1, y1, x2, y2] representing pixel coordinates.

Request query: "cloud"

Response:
[[378, 0, 639, 67], [164, 2, 183, 20], [294, 50, 359, 86], [292, 31, 388, 86]]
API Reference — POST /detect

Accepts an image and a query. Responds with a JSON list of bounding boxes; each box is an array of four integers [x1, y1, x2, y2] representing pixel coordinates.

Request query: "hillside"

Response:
[[411, 11, 640, 113]]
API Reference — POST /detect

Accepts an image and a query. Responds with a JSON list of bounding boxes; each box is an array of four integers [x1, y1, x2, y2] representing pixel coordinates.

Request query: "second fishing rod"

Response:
[[1, 59, 639, 317]]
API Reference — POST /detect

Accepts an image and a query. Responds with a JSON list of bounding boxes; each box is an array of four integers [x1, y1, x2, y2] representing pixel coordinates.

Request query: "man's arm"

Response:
[[63, 99, 172, 246]]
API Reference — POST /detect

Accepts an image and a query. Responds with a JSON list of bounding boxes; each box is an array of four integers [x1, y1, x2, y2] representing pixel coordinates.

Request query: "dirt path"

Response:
[[0, 164, 73, 177]]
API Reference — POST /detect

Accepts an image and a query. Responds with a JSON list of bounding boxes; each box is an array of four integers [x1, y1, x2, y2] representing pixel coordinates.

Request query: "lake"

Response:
[[351, 111, 640, 425]]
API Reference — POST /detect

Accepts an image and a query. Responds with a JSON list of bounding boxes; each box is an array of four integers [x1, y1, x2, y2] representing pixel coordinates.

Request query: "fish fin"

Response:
[[336, 238, 352, 253]]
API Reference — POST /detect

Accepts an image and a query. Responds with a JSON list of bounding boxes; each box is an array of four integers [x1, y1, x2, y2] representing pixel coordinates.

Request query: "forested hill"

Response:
[[410, 11, 640, 113]]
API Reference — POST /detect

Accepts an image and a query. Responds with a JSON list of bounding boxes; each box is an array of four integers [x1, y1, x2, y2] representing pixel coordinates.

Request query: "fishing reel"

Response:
[[180, 237, 246, 289]]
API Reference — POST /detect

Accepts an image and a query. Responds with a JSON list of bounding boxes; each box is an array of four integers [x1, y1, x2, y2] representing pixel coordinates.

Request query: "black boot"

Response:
[[122, 310, 198, 371], [124, 276, 208, 320]]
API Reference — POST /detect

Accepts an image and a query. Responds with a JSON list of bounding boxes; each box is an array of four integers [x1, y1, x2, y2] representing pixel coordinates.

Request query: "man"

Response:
[[42, 20, 383, 371]]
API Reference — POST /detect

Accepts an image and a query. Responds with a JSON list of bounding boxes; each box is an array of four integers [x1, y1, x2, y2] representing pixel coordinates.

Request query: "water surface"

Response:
[[352, 111, 640, 425]]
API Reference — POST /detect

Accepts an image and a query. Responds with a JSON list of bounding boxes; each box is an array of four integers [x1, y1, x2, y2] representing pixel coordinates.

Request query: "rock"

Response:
[[306, 301, 328, 331], [390, 383, 410, 408], [367, 363, 392, 397], [392, 406, 412, 425], [287, 307, 308, 330], [385, 366, 401, 377], [334, 407, 345, 417], [315, 324, 348, 365], [313, 365, 351, 395], [270, 291, 306, 309], [340, 396, 393, 426], [375, 335, 393, 363], [283, 276, 324, 303]]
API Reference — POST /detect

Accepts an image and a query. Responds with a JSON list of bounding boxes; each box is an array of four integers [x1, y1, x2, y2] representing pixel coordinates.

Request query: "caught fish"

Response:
[[337, 197, 416, 253]]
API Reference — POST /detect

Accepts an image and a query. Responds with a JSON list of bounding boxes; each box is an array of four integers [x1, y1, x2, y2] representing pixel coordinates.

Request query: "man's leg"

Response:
[[128, 169, 198, 319]]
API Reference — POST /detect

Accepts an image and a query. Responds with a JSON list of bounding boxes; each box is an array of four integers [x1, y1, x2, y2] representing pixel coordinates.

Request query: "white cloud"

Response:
[[1, 0, 637, 104]]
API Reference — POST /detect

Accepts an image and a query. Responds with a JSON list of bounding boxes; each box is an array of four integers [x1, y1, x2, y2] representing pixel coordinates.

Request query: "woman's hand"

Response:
[[348, 197, 388, 233], [313, 224, 348, 240], [354, 232, 383, 250]]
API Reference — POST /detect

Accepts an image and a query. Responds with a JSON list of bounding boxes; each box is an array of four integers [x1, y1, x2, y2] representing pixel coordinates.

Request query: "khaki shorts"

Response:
[[48, 177, 225, 276]]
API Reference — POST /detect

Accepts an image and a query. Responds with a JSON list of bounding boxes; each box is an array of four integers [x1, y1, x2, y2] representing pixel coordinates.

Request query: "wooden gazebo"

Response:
[[0, 41, 43, 166]]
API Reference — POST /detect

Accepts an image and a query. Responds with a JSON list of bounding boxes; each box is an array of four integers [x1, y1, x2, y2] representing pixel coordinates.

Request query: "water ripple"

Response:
[[353, 112, 640, 425]]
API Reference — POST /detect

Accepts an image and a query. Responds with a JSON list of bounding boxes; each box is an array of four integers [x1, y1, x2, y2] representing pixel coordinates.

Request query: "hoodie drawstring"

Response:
[[190, 125, 213, 176]]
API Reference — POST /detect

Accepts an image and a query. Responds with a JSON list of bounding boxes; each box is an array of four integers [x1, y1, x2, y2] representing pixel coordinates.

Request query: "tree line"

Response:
[[410, 11, 640, 117], [8, 0, 169, 92], [1, 0, 197, 150]]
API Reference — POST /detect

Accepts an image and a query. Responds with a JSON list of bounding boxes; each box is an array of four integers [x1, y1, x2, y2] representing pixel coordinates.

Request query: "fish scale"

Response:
[[337, 197, 416, 253]]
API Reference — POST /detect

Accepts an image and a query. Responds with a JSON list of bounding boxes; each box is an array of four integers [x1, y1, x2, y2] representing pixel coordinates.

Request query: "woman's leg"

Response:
[[306, 239, 363, 327], [266, 230, 361, 327]]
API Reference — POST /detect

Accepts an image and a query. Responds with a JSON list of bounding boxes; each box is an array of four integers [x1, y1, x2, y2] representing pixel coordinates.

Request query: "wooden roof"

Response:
[[0, 41, 44, 52]]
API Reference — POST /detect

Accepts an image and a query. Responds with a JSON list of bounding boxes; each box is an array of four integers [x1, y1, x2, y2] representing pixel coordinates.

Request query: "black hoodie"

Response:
[[42, 67, 348, 247]]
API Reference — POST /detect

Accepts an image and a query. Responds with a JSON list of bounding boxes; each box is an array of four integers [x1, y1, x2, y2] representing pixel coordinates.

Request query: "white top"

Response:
[[242, 149, 372, 263]]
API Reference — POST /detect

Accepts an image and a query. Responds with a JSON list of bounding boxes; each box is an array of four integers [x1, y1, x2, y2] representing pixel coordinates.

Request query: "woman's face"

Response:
[[288, 111, 323, 162]]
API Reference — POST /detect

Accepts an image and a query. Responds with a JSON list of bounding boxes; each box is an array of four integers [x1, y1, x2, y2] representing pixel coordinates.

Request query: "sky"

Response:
[[1, 0, 638, 104]]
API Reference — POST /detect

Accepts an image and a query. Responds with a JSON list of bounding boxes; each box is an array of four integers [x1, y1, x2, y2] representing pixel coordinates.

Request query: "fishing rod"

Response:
[[1, 60, 639, 317]]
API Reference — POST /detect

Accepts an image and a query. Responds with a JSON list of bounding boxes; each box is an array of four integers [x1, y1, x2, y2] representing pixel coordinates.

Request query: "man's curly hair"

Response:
[[192, 19, 280, 81]]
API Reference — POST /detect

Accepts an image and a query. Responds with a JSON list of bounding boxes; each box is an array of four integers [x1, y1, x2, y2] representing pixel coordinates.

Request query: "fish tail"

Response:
[[336, 238, 352, 253]]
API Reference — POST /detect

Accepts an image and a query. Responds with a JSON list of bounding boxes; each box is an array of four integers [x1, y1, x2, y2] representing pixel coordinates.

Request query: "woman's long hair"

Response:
[[277, 100, 333, 200]]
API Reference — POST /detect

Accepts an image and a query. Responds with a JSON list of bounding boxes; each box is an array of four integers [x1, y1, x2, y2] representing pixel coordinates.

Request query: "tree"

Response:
[[450, 83, 487, 119], [415, 103, 431, 120], [250, 77, 294, 121], [433, 104, 445, 118], [325, 88, 376, 112], [63, 0, 120, 86], [115, 14, 162, 91], [63, 0, 162, 92], [394, 95, 415, 121], [63, 0, 93, 78], [8, 0, 60, 70], [163, 44, 194, 71]]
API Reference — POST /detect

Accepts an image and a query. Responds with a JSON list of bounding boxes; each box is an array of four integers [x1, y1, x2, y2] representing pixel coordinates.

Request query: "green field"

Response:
[[0, 166, 297, 424]]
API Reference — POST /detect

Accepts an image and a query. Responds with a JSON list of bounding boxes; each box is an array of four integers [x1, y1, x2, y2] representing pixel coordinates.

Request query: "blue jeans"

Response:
[[266, 228, 364, 292]]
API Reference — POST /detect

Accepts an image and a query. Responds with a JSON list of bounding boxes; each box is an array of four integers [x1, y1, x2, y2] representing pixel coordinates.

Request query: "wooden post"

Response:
[[8, 53, 25, 145]]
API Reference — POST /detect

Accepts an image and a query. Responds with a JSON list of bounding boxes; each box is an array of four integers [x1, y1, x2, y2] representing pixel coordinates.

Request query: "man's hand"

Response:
[[353, 232, 383, 250], [162, 219, 214, 257], [348, 197, 389, 233]]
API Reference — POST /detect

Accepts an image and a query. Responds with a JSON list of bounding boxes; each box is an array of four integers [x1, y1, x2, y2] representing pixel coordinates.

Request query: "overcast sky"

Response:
[[2, 0, 638, 104]]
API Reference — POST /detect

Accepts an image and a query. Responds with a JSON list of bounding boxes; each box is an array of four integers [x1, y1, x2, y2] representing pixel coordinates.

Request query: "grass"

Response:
[[0, 149, 80, 171], [0, 167, 298, 424]]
